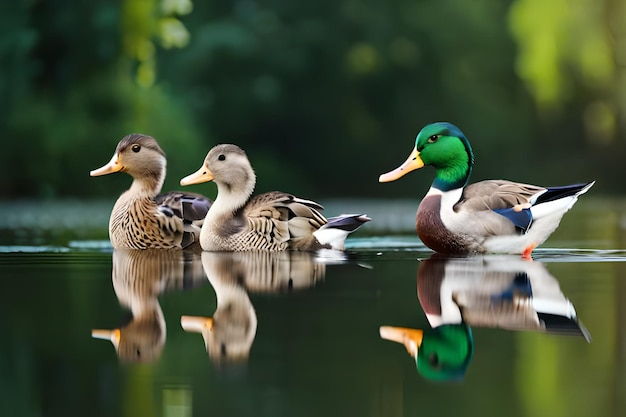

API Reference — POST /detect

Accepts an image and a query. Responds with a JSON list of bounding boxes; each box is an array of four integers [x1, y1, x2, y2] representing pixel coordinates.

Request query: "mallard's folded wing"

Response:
[[457, 180, 546, 211]]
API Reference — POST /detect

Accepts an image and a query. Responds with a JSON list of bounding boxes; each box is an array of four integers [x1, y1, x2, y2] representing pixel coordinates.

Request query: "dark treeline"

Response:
[[1, 0, 624, 200]]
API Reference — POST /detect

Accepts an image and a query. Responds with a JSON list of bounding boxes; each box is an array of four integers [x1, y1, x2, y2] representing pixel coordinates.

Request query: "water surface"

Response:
[[0, 198, 625, 416]]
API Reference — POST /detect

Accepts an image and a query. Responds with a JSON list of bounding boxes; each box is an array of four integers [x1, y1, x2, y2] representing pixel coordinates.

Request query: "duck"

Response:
[[179, 144, 370, 251], [380, 324, 474, 382], [90, 134, 212, 249], [91, 249, 207, 363], [379, 122, 594, 257], [414, 254, 589, 338], [181, 251, 326, 364], [379, 253, 590, 381]]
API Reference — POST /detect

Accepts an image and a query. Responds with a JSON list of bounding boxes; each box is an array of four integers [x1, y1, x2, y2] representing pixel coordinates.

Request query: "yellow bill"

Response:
[[90, 153, 123, 176], [180, 166, 215, 186], [379, 148, 424, 183], [91, 328, 121, 349], [180, 315, 214, 333]]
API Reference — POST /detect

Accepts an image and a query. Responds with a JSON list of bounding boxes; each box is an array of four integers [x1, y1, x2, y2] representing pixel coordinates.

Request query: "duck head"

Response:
[[380, 323, 474, 382], [379, 122, 475, 191], [90, 134, 167, 192], [180, 144, 256, 205]]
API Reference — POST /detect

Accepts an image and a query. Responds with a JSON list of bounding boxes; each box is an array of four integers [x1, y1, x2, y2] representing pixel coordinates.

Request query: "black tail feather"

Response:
[[536, 181, 594, 205], [325, 214, 371, 232]]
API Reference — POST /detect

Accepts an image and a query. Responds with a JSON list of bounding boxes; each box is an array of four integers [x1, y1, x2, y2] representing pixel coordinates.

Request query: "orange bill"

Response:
[[379, 325, 424, 357]]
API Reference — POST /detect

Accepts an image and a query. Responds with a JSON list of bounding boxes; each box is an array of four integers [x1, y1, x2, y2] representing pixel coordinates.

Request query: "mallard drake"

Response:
[[415, 254, 590, 337], [179, 144, 370, 251], [379, 253, 590, 381], [379, 122, 594, 256], [90, 134, 212, 249]]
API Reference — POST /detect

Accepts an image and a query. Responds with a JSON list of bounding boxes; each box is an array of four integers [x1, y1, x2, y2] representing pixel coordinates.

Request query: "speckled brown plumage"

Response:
[[93, 249, 206, 362], [91, 134, 212, 250]]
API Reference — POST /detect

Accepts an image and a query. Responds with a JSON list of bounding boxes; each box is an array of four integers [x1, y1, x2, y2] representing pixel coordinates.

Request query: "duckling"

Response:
[[90, 134, 212, 249], [180, 144, 370, 251]]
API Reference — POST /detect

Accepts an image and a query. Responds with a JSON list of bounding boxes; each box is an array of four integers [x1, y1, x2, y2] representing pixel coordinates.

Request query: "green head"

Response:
[[380, 323, 474, 382], [416, 324, 474, 382], [379, 122, 475, 191]]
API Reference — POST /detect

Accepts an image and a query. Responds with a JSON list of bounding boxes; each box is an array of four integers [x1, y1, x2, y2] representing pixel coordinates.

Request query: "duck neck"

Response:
[[128, 169, 165, 197], [431, 150, 473, 192], [209, 173, 256, 219]]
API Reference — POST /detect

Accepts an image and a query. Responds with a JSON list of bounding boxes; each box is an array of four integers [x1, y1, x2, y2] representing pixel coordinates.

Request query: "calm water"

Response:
[[0, 198, 625, 417]]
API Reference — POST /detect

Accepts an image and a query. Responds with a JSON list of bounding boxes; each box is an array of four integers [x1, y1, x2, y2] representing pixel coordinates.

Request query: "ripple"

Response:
[[0, 245, 71, 253]]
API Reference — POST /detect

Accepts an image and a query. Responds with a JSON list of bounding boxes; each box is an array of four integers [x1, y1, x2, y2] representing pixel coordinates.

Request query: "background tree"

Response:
[[0, 0, 621, 199]]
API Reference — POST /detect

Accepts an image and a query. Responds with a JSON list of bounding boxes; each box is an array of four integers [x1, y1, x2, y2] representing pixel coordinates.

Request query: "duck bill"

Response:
[[90, 153, 123, 176], [379, 326, 424, 358], [180, 315, 214, 333], [180, 166, 215, 186], [91, 328, 121, 349], [379, 148, 424, 182]]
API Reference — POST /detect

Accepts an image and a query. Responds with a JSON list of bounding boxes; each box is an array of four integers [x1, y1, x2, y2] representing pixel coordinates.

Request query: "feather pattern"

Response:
[[92, 249, 206, 362], [180, 144, 370, 251], [91, 134, 212, 249]]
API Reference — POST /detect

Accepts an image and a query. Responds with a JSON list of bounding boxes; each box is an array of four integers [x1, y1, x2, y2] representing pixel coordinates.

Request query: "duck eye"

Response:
[[427, 352, 440, 368], [428, 135, 439, 144], [218, 154, 226, 161], [132, 144, 141, 153]]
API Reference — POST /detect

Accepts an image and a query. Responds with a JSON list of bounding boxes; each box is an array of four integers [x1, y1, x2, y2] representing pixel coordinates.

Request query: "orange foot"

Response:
[[521, 243, 537, 260]]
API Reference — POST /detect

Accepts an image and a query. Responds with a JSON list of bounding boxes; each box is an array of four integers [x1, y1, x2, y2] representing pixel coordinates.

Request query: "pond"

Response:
[[0, 198, 625, 417]]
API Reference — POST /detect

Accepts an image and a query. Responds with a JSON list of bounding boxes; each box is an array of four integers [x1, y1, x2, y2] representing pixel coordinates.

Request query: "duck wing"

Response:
[[155, 191, 212, 248], [457, 180, 546, 211], [456, 180, 593, 234], [242, 192, 328, 249]]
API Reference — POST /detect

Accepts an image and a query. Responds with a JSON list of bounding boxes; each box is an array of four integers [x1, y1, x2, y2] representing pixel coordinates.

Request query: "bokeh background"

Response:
[[1, 0, 624, 201]]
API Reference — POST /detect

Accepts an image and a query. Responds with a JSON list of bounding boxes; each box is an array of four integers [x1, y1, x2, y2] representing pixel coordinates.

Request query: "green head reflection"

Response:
[[380, 323, 474, 382]]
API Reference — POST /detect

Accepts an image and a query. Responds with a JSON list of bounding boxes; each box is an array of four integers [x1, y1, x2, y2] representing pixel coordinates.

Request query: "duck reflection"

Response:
[[380, 254, 591, 381], [181, 251, 325, 365], [92, 249, 206, 363]]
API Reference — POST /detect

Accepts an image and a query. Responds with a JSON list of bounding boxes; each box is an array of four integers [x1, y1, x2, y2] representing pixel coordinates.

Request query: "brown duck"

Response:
[[90, 134, 212, 249], [180, 144, 370, 251]]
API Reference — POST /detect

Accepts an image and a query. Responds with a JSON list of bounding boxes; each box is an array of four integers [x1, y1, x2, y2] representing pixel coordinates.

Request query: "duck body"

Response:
[[380, 122, 594, 255], [92, 249, 207, 362], [180, 144, 370, 252], [416, 254, 589, 337], [91, 134, 212, 250], [416, 180, 594, 254]]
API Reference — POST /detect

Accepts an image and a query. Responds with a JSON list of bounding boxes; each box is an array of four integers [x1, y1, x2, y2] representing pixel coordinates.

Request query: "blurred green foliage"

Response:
[[1, 0, 625, 200]]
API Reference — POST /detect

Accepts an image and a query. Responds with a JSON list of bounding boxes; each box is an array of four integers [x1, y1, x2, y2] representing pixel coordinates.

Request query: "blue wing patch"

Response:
[[492, 207, 532, 233], [491, 272, 533, 301]]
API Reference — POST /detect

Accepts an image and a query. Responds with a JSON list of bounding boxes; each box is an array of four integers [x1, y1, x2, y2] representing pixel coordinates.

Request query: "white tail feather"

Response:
[[531, 181, 595, 220], [313, 214, 370, 250]]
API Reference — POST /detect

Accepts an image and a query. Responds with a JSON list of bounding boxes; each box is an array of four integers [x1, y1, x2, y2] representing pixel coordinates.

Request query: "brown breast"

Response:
[[417, 257, 445, 315], [416, 195, 472, 254]]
